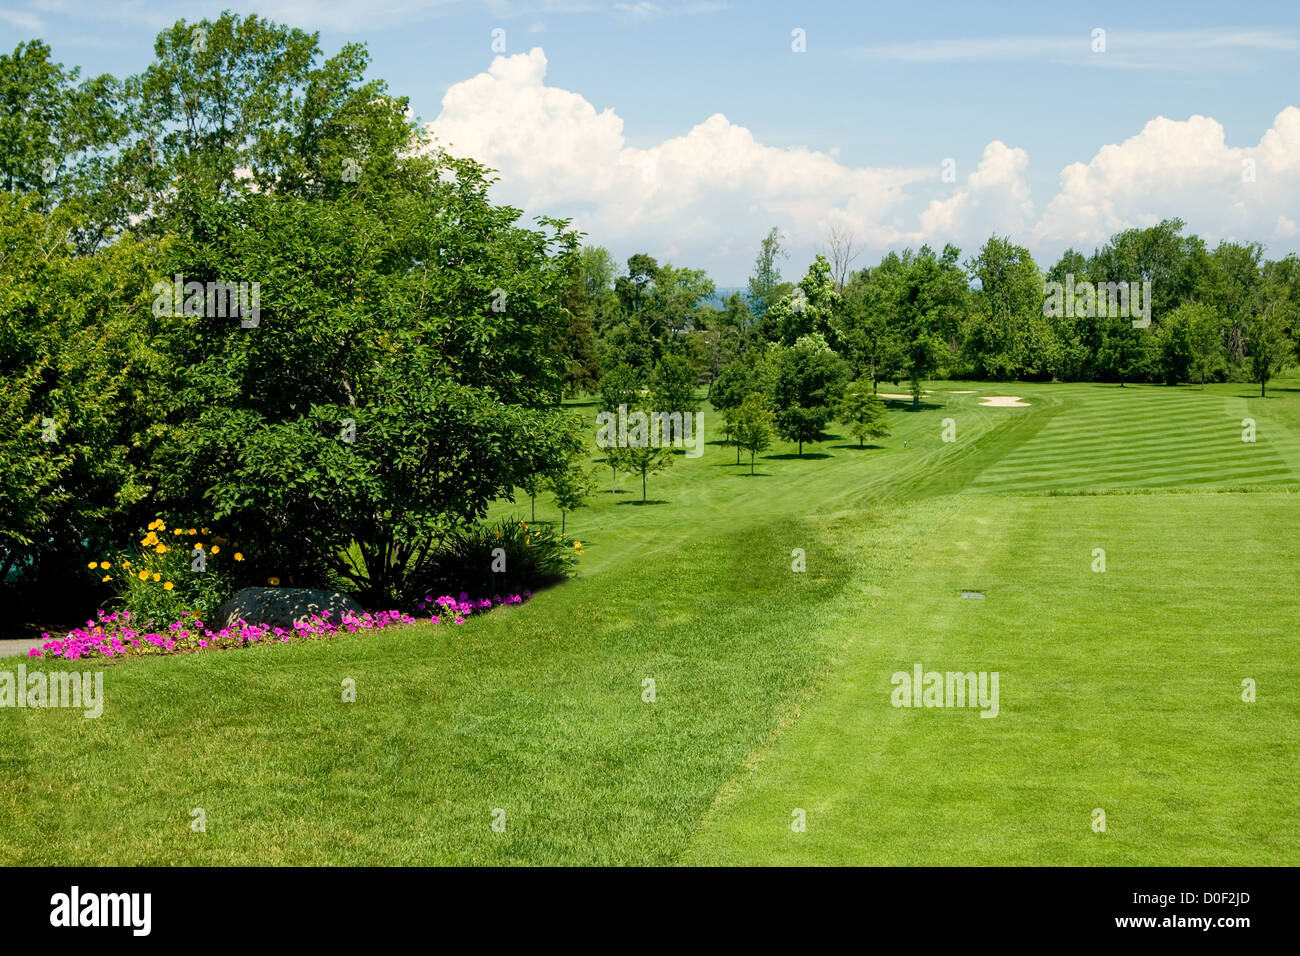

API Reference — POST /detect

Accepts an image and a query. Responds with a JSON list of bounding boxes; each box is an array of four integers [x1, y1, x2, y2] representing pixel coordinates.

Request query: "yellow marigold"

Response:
[[152, 573, 161, 582], [137, 570, 149, 581], [233, 552, 244, 562], [194, 542, 204, 550], [163, 581, 174, 590], [210, 545, 219, 554], [268, 576, 280, 586], [201, 527, 210, 535], [155, 544, 167, 554], [188, 528, 197, 536], [88, 561, 97, 569], [573, 541, 582, 549], [97, 561, 109, 569], [123, 560, 131, 567], [173, 528, 182, 536], [101, 575, 111, 582]]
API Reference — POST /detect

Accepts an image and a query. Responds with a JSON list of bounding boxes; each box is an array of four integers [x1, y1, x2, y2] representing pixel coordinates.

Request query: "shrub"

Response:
[[406, 517, 580, 603], [89, 517, 248, 625]]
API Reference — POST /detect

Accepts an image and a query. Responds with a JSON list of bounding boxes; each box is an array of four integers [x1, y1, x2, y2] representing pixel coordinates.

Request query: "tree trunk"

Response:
[[530, 494, 535, 522], [736, 441, 741, 465], [642, 471, 647, 501], [750, 450, 755, 475], [561, 512, 566, 534], [798, 439, 803, 457]]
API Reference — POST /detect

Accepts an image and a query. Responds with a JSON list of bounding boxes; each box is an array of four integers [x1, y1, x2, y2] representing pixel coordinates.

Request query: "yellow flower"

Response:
[[88, 561, 98, 569], [101, 575, 111, 582], [152, 573, 161, 582], [201, 527, 210, 535], [137, 570, 149, 580], [194, 542, 204, 550], [573, 541, 582, 549], [188, 528, 197, 536], [98, 561, 110, 569], [173, 528, 182, 536], [210, 545, 219, 554], [233, 552, 244, 562], [163, 581, 174, 590], [141, 532, 158, 546], [268, 576, 280, 586], [123, 560, 131, 567], [155, 544, 167, 554]]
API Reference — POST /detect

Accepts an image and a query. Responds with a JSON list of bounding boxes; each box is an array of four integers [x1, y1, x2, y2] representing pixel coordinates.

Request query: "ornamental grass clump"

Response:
[[407, 517, 579, 602]]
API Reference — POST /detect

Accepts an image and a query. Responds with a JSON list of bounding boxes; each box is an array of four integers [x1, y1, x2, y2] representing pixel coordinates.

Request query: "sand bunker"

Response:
[[978, 396, 1031, 407], [877, 391, 930, 400]]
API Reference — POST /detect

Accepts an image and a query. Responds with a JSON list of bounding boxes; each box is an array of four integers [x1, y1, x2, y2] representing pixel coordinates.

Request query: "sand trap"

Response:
[[979, 396, 1031, 407], [877, 391, 930, 400]]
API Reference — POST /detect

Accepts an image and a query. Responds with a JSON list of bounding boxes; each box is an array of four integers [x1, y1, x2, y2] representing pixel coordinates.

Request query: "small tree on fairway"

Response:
[[547, 460, 597, 533], [617, 392, 674, 501], [837, 379, 891, 447], [773, 333, 849, 456], [732, 393, 774, 475], [624, 440, 672, 501], [711, 360, 751, 464], [1246, 299, 1296, 396]]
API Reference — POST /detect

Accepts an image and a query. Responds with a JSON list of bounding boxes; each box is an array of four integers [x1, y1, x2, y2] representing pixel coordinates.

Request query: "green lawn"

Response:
[[2, 376, 1297, 864]]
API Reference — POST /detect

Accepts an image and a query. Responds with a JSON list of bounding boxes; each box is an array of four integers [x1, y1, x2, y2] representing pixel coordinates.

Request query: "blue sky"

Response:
[[4, 0, 1299, 284]]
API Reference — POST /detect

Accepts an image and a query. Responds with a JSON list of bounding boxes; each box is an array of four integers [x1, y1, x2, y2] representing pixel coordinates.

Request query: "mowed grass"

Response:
[[684, 492, 1300, 865], [1, 374, 1298, 864]]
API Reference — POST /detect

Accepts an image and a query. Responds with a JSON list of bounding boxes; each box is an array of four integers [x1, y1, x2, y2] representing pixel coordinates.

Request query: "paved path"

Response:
[[0, 638, 47, 658]]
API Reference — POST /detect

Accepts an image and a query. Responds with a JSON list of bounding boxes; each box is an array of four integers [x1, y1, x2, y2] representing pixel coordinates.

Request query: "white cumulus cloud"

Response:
[[426, 48, 1300, 280]]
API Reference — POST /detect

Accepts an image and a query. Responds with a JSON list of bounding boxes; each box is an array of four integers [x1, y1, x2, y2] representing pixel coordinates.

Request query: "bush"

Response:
[[406, 516, 580, 604], [89, 517, 249, 625]]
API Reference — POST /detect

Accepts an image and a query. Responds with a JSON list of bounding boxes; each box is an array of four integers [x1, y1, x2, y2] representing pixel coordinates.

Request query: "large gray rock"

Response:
[[210, 587, 365, 632]]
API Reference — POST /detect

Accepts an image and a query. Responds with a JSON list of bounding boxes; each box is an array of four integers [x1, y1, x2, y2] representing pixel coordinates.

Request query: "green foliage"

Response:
[[93, 519, 247, 624], [729, 393, 775, 474], [746, 226, 789, 322], [837, 379, 891, 447], [652, 353, 699, 414], [772, 333, 849, 455], [1245, 298, 1296, 396], [410, 516, 578, 601], [765, 254, 838, 345]]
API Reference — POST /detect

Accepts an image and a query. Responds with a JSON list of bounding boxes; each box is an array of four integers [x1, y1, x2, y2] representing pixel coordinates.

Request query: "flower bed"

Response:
[[29, 592, 531, 662]]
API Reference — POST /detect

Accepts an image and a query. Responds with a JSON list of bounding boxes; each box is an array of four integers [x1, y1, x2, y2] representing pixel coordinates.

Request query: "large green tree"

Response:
[[772, 333, 849, 456]]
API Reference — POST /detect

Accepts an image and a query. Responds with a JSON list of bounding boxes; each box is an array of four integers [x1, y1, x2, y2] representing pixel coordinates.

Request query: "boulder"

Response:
[[211, 587, 365, 632]]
